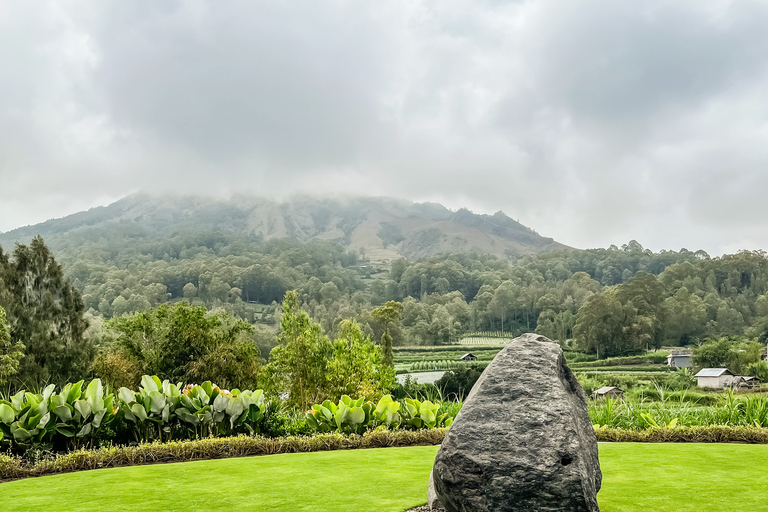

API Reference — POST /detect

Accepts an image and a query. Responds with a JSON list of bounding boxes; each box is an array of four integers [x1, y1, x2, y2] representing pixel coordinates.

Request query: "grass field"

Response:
[[2, 443, 767, 512]]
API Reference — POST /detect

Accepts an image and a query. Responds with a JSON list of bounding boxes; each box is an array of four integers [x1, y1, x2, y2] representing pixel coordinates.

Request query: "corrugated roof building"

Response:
[[695, 368, 733, 389]]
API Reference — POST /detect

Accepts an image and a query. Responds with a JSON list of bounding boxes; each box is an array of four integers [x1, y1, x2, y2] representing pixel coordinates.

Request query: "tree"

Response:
[[664, 287, 707, 345], [692, 337, 763, 374], [615, 273, 666, 350], [573, 291, 625, 359], [371, 301, 403, 367], [0, 237, 90, 386], [263, 291, 332, 410], [0, 305, 25, 386], [326, 319, 394, 400], [104, 301, 259, 388]]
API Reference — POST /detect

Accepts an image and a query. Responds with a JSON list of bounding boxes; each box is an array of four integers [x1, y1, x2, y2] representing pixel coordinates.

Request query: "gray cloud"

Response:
[[1, 0, 768, 256]]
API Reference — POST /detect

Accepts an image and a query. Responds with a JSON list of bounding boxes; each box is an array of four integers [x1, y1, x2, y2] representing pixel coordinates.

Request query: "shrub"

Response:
[[305, 395, 453, 434], [434, 363, 487, 400]]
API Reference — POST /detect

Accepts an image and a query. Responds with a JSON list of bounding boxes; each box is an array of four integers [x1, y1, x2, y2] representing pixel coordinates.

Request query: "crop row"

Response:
[[409, 360, 470, 371]]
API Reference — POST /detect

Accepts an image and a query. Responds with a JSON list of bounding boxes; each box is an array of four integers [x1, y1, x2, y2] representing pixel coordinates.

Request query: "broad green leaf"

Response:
[[76, 423, 92, 438], [149, 391, 166, 415], [92, 410, 106, 429], [176, 408, 200, 426], [11, 391, 25, 411], [56, 425, 76, 438], [66, 381, 84, 404], [88, 395, 105, 414], [49, 395, 65, 409], [0, 403, 14, 424], [131, 404, 148, 422], [24, 413, 42, 430], [74, 400, 92, 420], [213, 394, 228, 413], [141, 375, 159, 393], [53, 404, 73, 422], [162, 404, 170, 423], [118, 387, 136, 404], [85, 379, 103, 400], [179, 394, 196, 412], [12, 425, 32, 442], [42, 384, 56, 400], [226, 397, 244, 419], [25, 394, 40, 411], [122, 408, 136, 422], [348, 407, 366, 425]]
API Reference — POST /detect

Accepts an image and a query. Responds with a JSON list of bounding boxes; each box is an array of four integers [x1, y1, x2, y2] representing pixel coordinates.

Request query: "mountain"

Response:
[[0, 193, 570, 262]]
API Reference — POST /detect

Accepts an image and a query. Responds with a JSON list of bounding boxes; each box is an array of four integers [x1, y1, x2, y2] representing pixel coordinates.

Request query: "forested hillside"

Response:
[[2, 195, 768, 392]]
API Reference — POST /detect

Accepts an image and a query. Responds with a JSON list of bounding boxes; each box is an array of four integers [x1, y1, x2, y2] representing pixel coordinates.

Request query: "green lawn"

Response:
[[2, 443, 767, 512]]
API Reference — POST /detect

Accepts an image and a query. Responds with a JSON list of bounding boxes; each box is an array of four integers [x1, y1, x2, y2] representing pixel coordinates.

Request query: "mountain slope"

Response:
[[0, 194, 570, 262]]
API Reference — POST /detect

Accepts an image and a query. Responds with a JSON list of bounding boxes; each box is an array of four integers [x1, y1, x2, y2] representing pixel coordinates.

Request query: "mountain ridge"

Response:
[[0, 193, 571, 262]]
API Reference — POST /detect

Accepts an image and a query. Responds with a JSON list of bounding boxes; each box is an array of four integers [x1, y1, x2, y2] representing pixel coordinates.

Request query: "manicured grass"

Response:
[[2, 443, 768, 511], [0, 446, 438, 512], [598, 443, 768, 512]]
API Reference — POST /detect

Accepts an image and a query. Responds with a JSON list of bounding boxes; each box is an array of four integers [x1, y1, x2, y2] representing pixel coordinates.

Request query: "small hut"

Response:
[[666, 352, 692, 369], [460, 353, 477, 362], [695, 368, 733, 389], [730, 376, 762, 389], [593, 386, 623, 400]]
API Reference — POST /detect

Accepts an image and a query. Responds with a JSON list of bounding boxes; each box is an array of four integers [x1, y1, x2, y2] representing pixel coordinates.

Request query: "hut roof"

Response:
[[695, 368, 733, 378], [594, 386, 622, 395]]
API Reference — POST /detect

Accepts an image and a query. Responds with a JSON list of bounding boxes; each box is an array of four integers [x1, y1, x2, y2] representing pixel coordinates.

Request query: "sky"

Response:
[[1, 0, 767, 256]]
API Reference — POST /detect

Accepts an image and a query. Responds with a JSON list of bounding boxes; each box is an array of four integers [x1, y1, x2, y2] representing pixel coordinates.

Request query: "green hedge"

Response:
[[594, 425, 768, 444], [0, 429, 448, 482]]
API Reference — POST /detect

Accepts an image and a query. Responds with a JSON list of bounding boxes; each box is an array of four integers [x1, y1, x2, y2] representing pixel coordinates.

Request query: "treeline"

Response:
[[3, 232, 768, 391]]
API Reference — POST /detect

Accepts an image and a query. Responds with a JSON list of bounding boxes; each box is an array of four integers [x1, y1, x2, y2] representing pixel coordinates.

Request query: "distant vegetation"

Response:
[[2, 195, 768, 393]]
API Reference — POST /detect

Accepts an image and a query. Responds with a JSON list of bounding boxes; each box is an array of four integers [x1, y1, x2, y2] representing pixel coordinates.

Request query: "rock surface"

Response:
[[427, 470, 446, 511], [431, 333, 601, 512]]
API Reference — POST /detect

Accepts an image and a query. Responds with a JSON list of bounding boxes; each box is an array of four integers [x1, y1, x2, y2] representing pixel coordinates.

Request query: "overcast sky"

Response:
[[1, 0, 767, 256]]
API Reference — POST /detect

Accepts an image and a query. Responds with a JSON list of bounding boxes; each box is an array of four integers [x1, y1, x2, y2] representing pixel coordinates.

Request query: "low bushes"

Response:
[[0, 428, 449, 482], [594, 425, 768, 444]]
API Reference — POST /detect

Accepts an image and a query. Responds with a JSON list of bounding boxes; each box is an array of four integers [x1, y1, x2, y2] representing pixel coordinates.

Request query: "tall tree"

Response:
[[0, 237, 89, 386], [263, 291, 332, 410], [326, 319, 395, 400], [371, 301, 403, 367], [0, 305, 25, 386]]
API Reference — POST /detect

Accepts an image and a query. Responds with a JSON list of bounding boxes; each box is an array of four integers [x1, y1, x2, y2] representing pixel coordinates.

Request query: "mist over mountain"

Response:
[[0, 194, 569, 262]]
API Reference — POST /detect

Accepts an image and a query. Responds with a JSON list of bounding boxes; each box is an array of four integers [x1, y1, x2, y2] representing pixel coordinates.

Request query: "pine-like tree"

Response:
[[0, 237, 90, 386]]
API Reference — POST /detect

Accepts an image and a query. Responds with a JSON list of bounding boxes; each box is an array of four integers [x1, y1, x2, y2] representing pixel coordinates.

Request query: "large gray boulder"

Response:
[[431, 333, 601, 512]]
